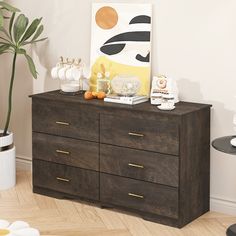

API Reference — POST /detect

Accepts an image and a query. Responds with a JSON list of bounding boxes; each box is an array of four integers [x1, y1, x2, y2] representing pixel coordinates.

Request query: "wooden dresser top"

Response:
[[30, 90, 212, 116]]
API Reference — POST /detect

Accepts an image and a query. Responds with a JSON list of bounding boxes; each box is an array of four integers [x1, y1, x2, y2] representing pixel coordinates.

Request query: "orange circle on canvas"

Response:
[[95, 6, 118, 30], [0, 229, 10, 235]]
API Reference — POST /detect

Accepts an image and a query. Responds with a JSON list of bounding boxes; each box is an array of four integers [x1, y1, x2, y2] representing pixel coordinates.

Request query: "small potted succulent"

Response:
[[0, 1, 47, 190]]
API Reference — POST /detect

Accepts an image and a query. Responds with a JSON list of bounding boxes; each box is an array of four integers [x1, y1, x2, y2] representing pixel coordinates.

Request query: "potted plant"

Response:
[[0, 1, 47, 190]]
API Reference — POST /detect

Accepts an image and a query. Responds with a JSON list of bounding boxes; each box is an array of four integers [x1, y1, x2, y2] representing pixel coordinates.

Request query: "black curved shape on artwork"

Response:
[[129, 15, 151, 24], [104, 31, 150, 45], [136, 52, 150, 62], [100, 44, 126, 55]]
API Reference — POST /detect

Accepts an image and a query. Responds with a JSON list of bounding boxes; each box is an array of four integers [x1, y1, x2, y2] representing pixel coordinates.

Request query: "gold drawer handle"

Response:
[[128, 193, 144, 199], [56, 177, 70, 182], [128, 132, 144, 137], [128, 163, 144, 169], [56, 121, 70, 126], [56, 150, 70, 155]]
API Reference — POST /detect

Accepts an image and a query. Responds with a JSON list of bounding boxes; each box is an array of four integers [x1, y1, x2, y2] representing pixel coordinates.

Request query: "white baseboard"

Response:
[[15, 156, 236, 216], [16, 156, 32, 171], [210, 196, 236, 216]]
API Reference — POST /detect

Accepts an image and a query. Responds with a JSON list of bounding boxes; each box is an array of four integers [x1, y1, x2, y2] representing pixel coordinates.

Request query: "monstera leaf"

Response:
[[0, 12, 46, 79], [13, 14, 29, 43], [0, 1, 19, 28]]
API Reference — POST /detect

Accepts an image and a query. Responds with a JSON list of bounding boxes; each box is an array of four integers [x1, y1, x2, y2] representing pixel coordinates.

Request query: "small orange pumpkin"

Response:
[[84, 91, 93, 100], [97, 91, 106, 99]]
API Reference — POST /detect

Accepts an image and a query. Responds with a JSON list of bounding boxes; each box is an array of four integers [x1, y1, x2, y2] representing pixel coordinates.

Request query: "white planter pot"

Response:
[[0, 130, 16, 190], [0, 131, 13, 148]]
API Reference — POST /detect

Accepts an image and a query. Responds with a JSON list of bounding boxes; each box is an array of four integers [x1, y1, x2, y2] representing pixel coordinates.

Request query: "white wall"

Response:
[[1, 0, 236, 215]]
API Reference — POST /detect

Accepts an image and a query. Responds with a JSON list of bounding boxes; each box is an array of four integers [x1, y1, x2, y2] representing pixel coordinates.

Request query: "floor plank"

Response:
[[0, 171, 235, 236]]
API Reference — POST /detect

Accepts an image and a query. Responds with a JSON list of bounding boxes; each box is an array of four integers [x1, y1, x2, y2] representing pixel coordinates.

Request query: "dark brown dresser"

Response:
[[31, 90, 211, 228]]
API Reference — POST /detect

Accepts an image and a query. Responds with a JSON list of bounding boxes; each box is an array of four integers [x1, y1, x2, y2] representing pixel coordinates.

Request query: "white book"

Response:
[[104, 95, 148, 105]]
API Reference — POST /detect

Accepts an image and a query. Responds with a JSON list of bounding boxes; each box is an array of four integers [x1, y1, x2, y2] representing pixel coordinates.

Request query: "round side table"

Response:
[[212, 136, 236, 236]]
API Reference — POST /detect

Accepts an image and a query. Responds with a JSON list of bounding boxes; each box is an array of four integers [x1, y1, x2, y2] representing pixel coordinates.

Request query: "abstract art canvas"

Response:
[[90, 3, 152, 96]]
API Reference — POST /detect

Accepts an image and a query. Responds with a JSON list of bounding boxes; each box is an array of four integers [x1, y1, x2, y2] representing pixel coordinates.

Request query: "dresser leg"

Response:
[[142, 215, 160, 224], [100, 203, 113, 209], [142, 214, 180, 228], [227, 224, 236, 236], [33, 186, 70, 200]]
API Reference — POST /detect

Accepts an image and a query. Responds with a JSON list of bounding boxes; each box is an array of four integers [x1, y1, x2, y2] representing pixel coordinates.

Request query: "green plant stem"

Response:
[[3, 51, 17, 136]]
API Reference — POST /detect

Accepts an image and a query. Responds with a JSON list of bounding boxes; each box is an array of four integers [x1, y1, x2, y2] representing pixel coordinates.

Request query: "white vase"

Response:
[[0, 130, 16, 190]]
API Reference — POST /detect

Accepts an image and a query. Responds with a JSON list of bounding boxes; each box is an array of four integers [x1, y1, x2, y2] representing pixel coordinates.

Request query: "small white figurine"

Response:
[[230, 114, 236, 147], [151, 75, 179, 105]]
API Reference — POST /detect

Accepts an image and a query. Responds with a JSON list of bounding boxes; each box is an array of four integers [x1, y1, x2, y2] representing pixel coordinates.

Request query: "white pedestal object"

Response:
[[230, 138, 236, 147], [0, 130, 16, 190]]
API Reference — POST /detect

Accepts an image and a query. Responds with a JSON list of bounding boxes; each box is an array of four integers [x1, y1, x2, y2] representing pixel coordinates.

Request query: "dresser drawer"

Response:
[[100, 174, 178, 219], [100, 144, 179, 187], [33, 133, 99, 171], [100, 114, 179, 155], [32, 99, 99, 142], [33, 160, 99, 200]]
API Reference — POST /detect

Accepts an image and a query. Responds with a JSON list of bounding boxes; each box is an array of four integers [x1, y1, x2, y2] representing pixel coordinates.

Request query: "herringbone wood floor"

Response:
[[0, 171, 235, 236]]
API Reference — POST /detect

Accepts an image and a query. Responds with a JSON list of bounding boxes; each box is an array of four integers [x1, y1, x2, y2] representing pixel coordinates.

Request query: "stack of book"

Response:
[[104, 94, 148, 105]]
